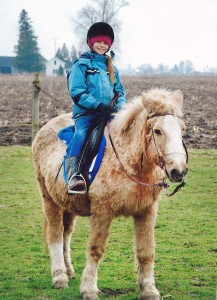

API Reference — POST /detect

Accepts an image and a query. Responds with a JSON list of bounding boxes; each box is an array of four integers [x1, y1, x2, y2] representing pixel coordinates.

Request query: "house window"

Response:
[[54, 60, 56, 65], [53, 69, 58, 74]]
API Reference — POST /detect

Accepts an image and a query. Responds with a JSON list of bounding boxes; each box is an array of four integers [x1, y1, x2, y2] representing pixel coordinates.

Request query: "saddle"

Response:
[[58, 116, 107, 184]]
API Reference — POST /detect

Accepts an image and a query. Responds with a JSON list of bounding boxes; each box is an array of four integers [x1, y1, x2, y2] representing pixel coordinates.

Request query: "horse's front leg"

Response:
[[80, 212, 112, 300], [44, 197, 69, 289], [134, 203, 160, 300]]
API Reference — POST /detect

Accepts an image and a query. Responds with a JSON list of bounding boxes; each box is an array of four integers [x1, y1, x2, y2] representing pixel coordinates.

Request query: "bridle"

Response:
[[107, 111, 188, 197], [149, 114, 188, 196], [150, 114, 189, 166], [107, 121, 169, 189]]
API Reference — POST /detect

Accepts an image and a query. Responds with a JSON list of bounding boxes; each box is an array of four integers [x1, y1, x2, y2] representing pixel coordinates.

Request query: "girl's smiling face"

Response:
[[92, 41, 109, 55]]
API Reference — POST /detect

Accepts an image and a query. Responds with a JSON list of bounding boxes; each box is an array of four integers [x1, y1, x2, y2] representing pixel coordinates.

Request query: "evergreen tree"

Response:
[[14, 10, 45, 73], [71, 45, 80, 62], [56, 47, 62, 59], [56, 44, 70, 60], [58, 65, 64, 76], [56, 43, 72, 70], [60, 43, 69, 60]]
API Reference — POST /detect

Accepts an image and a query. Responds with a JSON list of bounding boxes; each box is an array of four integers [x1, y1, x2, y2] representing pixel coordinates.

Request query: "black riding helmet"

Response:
[[87, 22, 114, 46]]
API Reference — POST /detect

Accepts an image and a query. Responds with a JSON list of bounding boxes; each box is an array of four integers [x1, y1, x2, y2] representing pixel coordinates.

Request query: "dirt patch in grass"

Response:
[[0, 74, 216, 148], [101, 287, 136, 297]]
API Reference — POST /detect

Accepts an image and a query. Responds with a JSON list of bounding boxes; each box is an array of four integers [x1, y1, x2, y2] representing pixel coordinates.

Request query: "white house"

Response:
[[45, 56, 66, 76]]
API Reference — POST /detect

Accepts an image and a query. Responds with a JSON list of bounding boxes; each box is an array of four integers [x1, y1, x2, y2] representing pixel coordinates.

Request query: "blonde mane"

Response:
[[113, 88, 183, 134]]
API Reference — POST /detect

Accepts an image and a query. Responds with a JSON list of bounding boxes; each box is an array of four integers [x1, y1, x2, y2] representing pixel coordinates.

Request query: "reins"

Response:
[[107, 122, 169, 189], [107, 107, 188, 196]]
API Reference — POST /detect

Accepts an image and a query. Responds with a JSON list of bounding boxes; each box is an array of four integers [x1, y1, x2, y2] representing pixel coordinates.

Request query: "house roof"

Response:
[[0, 56, 15, 66], [39, 54, 47, 62]]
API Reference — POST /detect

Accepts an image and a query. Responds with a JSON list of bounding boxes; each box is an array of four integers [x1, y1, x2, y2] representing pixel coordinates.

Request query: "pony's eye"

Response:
[[154, 129, 161, 135]]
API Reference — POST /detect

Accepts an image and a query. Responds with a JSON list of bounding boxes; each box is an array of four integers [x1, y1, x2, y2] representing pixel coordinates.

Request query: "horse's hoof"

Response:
[[53, 273, 69, 289], [139, 283, 160, 300], [82, 292, 99, 300], [139, 295, 160, 300]]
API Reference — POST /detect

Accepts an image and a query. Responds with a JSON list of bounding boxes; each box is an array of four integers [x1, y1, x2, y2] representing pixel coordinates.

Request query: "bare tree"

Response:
[[72, 0, 128, 52]]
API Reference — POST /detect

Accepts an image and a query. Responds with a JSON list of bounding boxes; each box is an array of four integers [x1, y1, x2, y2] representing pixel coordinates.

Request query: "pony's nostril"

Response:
[[170, 169, 184, 182]]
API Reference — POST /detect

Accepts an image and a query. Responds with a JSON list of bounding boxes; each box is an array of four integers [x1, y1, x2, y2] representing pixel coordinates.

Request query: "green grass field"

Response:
[[0, 146, 216, 300]]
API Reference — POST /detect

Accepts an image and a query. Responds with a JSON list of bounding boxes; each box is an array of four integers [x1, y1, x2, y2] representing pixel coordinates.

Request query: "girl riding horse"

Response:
[[66, 22, 126, 194]]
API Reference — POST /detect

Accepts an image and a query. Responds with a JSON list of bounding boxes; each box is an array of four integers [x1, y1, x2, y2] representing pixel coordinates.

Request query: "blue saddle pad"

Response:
[[57, 125, 106, 184]]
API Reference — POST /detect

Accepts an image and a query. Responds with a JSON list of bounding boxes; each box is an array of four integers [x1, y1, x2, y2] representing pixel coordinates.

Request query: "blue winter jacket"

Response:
[[67, 51, 126, 118]]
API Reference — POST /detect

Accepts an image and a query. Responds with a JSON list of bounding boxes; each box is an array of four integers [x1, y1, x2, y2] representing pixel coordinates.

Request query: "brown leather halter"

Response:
[[107, 111, 188, 196]]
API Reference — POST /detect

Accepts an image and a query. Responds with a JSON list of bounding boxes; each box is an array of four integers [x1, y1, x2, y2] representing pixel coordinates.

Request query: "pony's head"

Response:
[[113, 88, 188, 183]]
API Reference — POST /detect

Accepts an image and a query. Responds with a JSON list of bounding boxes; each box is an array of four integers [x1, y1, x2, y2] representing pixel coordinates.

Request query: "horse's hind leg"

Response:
[[63, 211, 76, 279], [43, 190, 69, 289]]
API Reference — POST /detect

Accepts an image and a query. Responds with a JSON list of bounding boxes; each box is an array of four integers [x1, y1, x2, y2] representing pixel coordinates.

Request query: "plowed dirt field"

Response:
[[0, 75, 216, 148]]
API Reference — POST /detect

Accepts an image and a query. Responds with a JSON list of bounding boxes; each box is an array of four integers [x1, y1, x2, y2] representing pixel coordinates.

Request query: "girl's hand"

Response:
[[97, 103, 113, 116]]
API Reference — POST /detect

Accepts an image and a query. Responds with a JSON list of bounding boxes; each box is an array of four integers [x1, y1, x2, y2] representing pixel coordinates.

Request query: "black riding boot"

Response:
[[65, 156, 87, 194]]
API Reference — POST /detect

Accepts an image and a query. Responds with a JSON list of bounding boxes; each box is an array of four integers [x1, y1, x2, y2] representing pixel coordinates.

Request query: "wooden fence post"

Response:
[[32, 73, 40, 141]]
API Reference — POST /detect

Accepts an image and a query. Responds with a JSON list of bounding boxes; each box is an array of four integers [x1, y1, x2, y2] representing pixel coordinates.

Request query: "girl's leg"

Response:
[[65, 114, 100, 194], [67, 115, 99, 157]]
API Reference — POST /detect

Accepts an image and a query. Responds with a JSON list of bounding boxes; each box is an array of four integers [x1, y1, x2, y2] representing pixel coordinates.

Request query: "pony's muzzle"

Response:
[[169, 167, 188, 182]]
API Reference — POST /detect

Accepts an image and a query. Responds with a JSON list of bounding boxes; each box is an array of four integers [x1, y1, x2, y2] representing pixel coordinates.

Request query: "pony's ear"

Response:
[[141, 92, 157, 115], [170, 90, 183, 110]]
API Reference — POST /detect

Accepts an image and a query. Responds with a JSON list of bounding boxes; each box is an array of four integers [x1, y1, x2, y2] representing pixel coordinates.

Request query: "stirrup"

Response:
[[68, 173, 87, 195]]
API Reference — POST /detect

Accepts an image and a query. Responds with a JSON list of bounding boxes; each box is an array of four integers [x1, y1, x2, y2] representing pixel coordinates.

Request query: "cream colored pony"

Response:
[[32, 88, 188, 300]]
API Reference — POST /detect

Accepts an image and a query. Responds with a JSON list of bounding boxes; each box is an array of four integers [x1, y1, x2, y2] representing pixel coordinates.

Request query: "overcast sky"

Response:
[[0, 0, 217, 71]]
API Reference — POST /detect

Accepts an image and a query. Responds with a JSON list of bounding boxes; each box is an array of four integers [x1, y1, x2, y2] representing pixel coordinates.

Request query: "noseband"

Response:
[[107, 113, 188, 196]]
